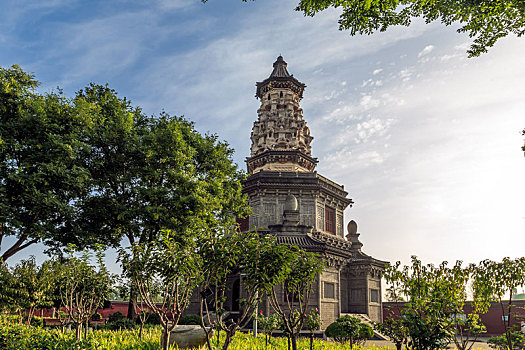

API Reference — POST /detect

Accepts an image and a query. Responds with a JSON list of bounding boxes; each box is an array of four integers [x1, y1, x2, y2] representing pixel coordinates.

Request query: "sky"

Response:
[[1, 0, 524, 273]]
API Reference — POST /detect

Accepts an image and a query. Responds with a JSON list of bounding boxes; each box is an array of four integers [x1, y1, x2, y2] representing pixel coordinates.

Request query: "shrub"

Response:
[[488, 332, 525, 350], [178, 314, 202, 325], [144, 311, 161, 325], [324, 315, 373, 345], [108, 311, 125, 323], [104, 318, 137, 331]]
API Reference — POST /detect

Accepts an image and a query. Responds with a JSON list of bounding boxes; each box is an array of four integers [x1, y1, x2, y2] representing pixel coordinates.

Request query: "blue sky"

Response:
[[1, 0, 524, 272]]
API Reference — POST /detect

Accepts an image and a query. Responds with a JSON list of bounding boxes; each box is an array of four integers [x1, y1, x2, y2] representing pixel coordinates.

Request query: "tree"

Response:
[[257, 312, 280, 347], [121, 232, 204, 350], [53, 248, 113, 340], [384, 257, 477, 350], [306, 308, 321, 350], [267, 249, 324, 350], [374, 316, 408, 350], [227, 0, 525, 57], [0, 65, 92, 262], [472, 257, 525, 350], [9, 257, 56, 325], [199, 231, 293, 350], [75, 84, 248, 319]]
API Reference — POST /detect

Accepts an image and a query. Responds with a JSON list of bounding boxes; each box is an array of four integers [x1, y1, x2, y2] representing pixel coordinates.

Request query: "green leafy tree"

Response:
[[325, 315, 373, 345], [0, 263, 22, 316], [257, 311, 280, 347], [453, 313, 487, 350], [9, 257, 56, 325], [0, 65, 92, 262], [472, 257, 525, 350], [306, 308, 321, 350], [200, 231, 293, 350], [121, 233, 204, 350], [385, 257, 477, 350], [75, 84, 248, 320], [374, 316, 408, 350], [267, 249, 324, 350], [225, 0, 525, 57], [53, 248, 112, 340]]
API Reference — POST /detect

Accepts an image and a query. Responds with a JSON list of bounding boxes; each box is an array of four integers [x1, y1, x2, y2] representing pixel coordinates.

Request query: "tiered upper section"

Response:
[[247, 56, 317, 174]]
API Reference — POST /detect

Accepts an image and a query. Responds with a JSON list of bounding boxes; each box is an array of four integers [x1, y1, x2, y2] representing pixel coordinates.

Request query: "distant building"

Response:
[[239, 56, 387, 327]]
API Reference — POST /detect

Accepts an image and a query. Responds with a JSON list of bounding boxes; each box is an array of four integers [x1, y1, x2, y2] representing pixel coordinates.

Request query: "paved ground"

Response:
[[364, 339, 493, 349]]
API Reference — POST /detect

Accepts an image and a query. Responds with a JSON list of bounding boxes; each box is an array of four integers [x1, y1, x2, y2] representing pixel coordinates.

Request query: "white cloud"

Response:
[[373, 68, 383, 75], [417, 45, 435, 57]]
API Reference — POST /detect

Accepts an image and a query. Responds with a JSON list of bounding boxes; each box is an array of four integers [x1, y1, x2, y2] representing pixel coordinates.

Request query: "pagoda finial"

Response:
[[271, 55, 290, 78]]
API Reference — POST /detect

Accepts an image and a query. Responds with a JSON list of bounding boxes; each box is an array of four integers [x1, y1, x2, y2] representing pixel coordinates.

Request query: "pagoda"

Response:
[[240, 56, 387, 325]]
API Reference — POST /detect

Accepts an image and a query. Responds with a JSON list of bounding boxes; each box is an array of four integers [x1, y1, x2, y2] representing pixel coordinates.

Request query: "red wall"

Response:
[[383, 301, 525, 336]]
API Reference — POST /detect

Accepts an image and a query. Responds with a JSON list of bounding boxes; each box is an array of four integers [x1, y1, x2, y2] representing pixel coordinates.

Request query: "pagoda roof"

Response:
[[256, 56, 306, 99]]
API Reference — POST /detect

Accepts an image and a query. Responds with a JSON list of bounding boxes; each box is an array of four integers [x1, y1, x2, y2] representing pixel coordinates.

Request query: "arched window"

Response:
[[280, 91, 283, 98], [267, 94, 271, 100]]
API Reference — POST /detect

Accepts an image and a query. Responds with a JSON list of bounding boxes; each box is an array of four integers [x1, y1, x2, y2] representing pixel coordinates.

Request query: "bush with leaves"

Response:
[[179, 314, 202, 325], [103, 317, 137, 331], [488, 331, 525, 350], [325, 315, 373, 345], [374, 315, 408, 350]]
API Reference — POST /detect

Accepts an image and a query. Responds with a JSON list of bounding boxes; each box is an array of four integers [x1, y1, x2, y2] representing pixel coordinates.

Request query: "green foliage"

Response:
[[488, 331, 525, 350], [0, 316, 161, 350], [108, 311, 125, 323], [144, 311, 161, 325], [325, 315, 373, 345], [9, 257, 56, 324], [200, 231, 296, 350], [178, 313, 202, 325], [306, 309, 321, 332], [266, 248, 324, 350], [0, 65, 92, 262], [472, 257, 525, 350], [374, 316, 408, 350], [52, 248, 113, 340], [103, 317, 137, 331], [294, 0, 524, 57], [220, 0, 525, 57], [384, 256, 477, 350]]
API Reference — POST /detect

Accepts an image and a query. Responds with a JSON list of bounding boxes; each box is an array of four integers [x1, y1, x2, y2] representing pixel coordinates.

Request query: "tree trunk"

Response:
[[310, 332, 314, 350], [162, 324, 170, 350], [75, 323, 82, 340], [127, 286, 137, 320], [291, 334, 298, 350], [139, 323, 144, 339], [222, 333, 233, 350]]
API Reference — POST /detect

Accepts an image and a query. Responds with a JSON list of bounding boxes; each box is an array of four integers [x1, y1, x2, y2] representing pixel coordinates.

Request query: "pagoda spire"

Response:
[[255, 56, 306, 99], [247, 56, 316, 174], [270, 55, 291, 78]]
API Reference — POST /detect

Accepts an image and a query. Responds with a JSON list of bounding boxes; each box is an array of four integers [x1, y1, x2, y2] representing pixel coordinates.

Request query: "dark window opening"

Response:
[[324, 282, 335, 299], [232, 279, 240, 311], [236, 217, 249, 232], [325, 205, 336, 234], [268, 94, 271, 100], [370, 289, 379, 303], [280, 91, 283, 98]]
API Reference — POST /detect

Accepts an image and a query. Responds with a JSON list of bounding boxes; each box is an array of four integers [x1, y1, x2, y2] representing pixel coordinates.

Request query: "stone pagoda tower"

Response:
[[240, 56, 387, 326]]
